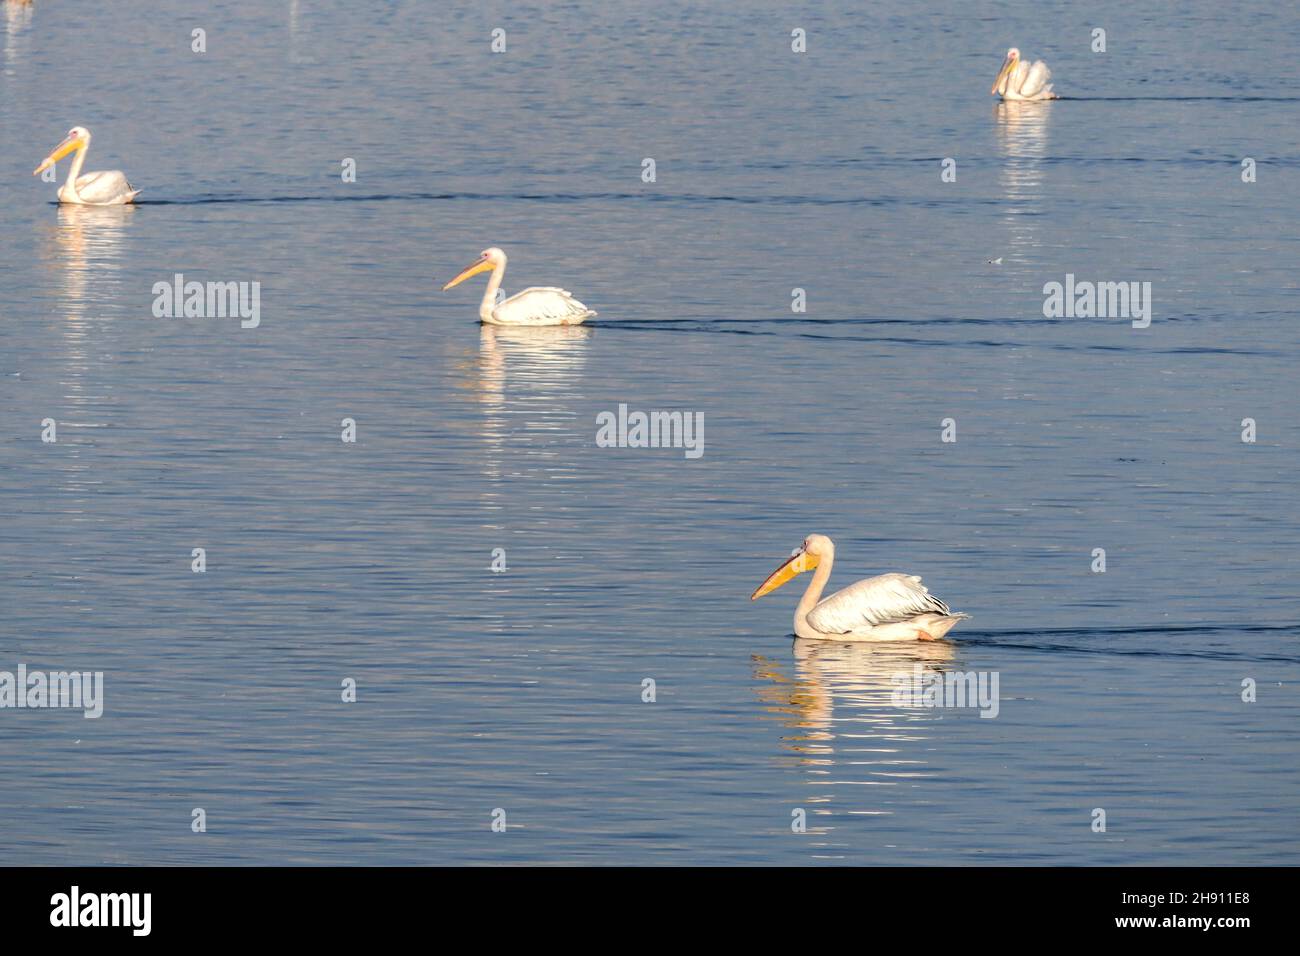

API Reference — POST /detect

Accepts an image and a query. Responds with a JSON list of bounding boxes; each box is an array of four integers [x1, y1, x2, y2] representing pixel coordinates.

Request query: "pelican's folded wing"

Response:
[[495, 287, 596, 325], [806, 573, 951, 634], [1021, 60, 1052, 97], [74, 170, 138, 204]]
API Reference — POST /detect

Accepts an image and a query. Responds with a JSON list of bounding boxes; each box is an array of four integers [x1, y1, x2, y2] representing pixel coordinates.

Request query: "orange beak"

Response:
[[34, 134, 82, 176], [751, 549, 819, 600], [442, 256, 493, 291]]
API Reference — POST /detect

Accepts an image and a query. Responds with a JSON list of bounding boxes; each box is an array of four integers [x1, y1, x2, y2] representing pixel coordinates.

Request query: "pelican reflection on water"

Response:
[[468, 323, 593, 485], [994, 97, 1052, 260], [752, 640, 959, 841], [755, 639, 958, 739], [473, 322, 594, 418], [38, 204, 135, 495], [43, 203, 135, 314], [4, 0, 34, 74], [751, 534, 967, 642]]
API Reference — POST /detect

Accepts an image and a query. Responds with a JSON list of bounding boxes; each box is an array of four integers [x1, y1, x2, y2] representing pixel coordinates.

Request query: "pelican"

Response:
[[442, 248, 595, 326], [991, 48, 1058, 101], [33, 126, 140, 205], [751, 534, 968, 642]]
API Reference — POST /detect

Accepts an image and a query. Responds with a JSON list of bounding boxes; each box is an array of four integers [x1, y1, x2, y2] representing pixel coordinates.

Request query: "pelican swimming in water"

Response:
[[33, 126, 140, 205], [991, 48, 1058, 101], [751, 534, 968, 642], [442, 247, 595, 326]]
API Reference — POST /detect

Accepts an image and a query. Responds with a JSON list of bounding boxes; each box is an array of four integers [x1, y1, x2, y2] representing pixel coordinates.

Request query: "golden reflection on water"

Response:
[[42, 204, 135, 316], [36, 204, 135, 494], [994, 100, 1051, 258], [463, 323, 594, 633], [3, 0, 34, 77], [753, 639, 958, 846], [288, 0, 317, 65], [471, 323, 593, 483]]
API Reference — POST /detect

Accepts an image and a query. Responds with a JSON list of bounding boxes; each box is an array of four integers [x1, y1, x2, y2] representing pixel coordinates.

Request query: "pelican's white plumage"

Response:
[[491, 286, 592, 326], [751, 534, 967, 642], [991, 47, 1058, 101], [806, 573, 955, 634], [442, 248, 595, 326], [33, 126, 140, 205]]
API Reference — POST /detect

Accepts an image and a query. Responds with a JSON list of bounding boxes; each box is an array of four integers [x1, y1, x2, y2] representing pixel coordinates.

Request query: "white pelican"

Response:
[[33, 126, 140, 205], [991, 48, 1058, 101], [442, 248, 595, 326], [751, 534, 968, 642]]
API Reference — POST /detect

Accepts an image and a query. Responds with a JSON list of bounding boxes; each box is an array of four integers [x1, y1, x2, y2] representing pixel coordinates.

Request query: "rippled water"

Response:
[[1, 1, 1298, 864]]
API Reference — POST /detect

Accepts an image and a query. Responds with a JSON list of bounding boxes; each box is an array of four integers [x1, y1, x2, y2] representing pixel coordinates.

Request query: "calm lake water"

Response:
[[1, 1, 1298, 865]]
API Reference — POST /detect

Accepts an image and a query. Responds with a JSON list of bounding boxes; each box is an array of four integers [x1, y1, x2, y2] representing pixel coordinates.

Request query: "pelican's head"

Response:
[[34, 126, 90, 176], [443, 247, 507, 290], [991, 48, 1020, 95], [751, 534, 833, 600]]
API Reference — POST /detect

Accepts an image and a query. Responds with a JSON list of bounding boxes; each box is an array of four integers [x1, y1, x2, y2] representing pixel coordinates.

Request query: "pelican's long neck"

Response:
[[1007, 61, 1023, 95], [794, 549, 834, 630], [479, 257, 506, 322], [65, 143, 88, 197]]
